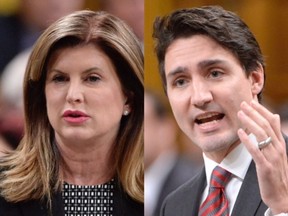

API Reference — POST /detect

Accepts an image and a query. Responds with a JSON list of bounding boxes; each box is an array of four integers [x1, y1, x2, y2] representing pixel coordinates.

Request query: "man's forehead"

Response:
[[164, 36, 237, 75]]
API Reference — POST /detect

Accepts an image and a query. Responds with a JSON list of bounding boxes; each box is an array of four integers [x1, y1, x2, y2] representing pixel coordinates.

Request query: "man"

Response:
[[144, 89, 201, 216], [152, 6, 288, 216]]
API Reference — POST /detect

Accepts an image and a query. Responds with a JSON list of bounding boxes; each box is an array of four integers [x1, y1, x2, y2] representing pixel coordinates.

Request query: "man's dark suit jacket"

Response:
[[0, 182, 144, 216], [152, 156, 200, 216], [160, 135, 288, 216]]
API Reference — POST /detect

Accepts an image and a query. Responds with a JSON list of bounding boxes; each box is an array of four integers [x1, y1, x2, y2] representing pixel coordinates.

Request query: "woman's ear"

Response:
[[250, 63, 265, 97], [123, 91, 134, 116]]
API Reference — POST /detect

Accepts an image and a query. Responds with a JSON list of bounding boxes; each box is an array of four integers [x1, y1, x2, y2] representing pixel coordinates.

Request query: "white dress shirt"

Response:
[[200, 134, 287, 216], [200, 134, 256, 215]]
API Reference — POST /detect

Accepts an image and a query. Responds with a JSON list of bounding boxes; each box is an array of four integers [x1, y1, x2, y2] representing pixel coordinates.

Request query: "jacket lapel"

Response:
[[169, 167, 206, 216], [188, 168, 207, 215], [231, 161, 267, 216], [51, 191, 65, 216], [232, 135, 288, 216], [19, 199, 49, 216], [19, 191, 64, 216], [112, 179, 144, 216]]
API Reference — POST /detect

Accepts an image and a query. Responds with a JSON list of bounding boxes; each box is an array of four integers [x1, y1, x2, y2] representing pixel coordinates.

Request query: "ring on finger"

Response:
[[258, 136, 272, 149]]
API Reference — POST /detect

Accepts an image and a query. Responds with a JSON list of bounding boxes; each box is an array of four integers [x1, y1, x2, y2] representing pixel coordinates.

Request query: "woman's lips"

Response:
[[63, 110, 90, 123]]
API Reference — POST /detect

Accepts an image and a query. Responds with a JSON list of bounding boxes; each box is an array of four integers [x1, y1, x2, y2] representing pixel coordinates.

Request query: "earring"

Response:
[[123, 110, 129, 116]]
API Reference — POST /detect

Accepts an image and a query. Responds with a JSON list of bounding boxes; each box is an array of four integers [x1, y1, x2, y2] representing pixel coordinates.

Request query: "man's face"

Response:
[[164, 35, 263, 161]]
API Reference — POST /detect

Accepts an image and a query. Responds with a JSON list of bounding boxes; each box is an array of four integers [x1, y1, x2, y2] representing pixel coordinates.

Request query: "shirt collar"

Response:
[[203, 133, 257, 185]]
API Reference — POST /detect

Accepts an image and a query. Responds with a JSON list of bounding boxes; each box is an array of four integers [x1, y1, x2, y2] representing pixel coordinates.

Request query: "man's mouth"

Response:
[[195, 112, 225, 124]]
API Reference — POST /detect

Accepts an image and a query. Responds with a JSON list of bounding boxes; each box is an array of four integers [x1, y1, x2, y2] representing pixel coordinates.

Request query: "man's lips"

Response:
[[195, 112, 225, 124]]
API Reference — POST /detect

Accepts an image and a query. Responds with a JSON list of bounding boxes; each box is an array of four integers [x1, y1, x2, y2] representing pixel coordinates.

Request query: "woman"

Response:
[[0, 10, 143, 215]]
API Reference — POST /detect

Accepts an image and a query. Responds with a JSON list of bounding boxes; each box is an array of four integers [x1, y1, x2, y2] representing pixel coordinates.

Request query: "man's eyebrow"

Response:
[[167, 59, 227, 79], [198, 59, 227, 69], [167, 66, 188, 79]]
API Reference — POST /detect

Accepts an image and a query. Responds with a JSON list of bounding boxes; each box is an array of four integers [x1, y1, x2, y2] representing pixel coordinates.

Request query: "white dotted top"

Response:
[[62, 179, 114, 216]]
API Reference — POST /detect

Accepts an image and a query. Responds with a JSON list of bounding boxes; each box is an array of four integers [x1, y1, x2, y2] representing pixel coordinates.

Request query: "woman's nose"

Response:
[[66, 81, 84, 104]]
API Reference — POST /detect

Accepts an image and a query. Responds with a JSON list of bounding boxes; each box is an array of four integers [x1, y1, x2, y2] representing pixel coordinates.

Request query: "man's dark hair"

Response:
[[153, 5, 265, 100]]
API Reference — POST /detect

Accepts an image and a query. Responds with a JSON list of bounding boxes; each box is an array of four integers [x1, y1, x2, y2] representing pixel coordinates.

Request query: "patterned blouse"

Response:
[[62, 179, 114, 216]]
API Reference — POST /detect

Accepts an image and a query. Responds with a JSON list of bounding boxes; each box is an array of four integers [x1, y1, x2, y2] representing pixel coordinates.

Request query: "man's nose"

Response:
[[190, 81, 213, 108]]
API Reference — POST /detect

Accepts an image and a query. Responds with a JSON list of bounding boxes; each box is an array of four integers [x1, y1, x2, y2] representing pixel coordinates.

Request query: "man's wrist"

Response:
[[265, 208, 288, 216]]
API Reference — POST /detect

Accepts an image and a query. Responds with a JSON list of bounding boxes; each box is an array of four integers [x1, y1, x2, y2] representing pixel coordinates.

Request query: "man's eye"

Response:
[[210, 70, 223, 78], [174, 78, 187, 87]]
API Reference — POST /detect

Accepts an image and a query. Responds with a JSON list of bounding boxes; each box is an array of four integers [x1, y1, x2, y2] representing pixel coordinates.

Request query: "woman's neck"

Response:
[[57, 139, 115, 186]]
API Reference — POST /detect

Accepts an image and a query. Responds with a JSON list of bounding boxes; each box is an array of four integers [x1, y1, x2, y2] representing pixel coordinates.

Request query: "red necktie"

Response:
[[199, 166, 232, 216]]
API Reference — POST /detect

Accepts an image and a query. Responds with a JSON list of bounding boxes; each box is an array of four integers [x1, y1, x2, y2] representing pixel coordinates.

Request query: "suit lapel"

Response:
[[182, 168, 207, 216], [231, 161, 267, 216]]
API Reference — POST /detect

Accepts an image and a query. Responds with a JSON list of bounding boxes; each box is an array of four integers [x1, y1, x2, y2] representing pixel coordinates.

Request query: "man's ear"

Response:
[[250, 63, 265, 96]]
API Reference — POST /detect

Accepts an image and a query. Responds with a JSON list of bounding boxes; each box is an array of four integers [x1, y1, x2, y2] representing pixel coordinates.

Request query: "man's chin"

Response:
[[193, 134, 239, 153]]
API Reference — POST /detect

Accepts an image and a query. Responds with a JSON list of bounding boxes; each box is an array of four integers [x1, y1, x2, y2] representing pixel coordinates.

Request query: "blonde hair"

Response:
[[0, 10, 143, 205]]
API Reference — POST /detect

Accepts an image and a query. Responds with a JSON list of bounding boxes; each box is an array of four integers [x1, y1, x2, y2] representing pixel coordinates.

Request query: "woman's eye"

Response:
[[52, 75, 68, 83], [86, 75, 101, 82]]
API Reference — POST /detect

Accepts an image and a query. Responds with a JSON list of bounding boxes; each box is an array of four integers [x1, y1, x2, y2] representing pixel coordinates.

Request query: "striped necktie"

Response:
[[199, 166, 232, 216]]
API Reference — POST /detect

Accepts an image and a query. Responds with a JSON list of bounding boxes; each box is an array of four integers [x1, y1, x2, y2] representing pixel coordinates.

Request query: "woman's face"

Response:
[[45, 43, 128, 147]]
